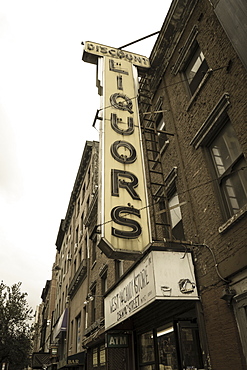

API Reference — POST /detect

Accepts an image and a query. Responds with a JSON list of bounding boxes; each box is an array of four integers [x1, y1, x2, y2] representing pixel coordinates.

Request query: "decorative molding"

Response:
[[171, 25, 199, 75], [190, 93, 230, 149], [149, 0, 199, 92], [164, 167, 178, 190], [186, 70, 212, 111], [99, 264, 108, 277], [68, 259, 87, 298]]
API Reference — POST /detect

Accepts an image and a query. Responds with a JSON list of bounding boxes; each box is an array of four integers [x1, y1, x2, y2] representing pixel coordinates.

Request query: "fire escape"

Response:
[[138, 73, 174, 247]]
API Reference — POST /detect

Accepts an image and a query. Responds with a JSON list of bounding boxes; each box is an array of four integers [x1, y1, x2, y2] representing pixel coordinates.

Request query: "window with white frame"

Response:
[[190, 93, 247, 225], [209, 120, 247, 217], [156, 187, 185, 241]]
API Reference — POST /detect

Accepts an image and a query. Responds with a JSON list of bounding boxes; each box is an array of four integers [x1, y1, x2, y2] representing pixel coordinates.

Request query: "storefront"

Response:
[[104, 250, 209, 370]]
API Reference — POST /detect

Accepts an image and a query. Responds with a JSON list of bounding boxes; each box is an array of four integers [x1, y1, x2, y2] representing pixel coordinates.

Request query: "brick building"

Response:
[[32, 0, 247, 369], [137, 0, 247, 368]]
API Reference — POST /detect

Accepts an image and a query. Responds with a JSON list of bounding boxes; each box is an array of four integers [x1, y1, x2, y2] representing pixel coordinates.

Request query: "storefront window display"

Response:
[[140, 330, 155, 365], [138, 321, 204, 370], [177, 322, 203, 369], [157, 325, 178, 370]]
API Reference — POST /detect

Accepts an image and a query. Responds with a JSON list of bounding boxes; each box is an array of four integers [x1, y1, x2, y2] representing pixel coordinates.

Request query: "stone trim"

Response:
[[190, 93, 230, 149], [171, 25, 199, 75]]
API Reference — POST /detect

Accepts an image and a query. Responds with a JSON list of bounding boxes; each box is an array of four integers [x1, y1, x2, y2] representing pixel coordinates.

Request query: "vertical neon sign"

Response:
[[83, 42, 151, 259]]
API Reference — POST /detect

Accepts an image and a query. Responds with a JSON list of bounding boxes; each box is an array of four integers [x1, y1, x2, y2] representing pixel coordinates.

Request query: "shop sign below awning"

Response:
[[67, 351, 86, 367], [105, 251, 199, 330]]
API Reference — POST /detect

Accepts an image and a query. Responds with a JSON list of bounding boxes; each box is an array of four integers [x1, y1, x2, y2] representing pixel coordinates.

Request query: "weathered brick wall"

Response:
[[201, 284, 247, 370]]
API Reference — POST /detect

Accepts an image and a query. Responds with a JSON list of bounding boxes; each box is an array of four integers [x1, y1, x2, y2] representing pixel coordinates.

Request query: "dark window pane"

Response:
[[156, 113, 167, 149], [157, 324, 179, 370], [139, 331, 155, 364], [185, 43, 209, 94], [179, 327, 203, 368]]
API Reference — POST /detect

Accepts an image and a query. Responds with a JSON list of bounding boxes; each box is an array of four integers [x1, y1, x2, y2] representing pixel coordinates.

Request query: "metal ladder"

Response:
[[138, 74, 173, 244]]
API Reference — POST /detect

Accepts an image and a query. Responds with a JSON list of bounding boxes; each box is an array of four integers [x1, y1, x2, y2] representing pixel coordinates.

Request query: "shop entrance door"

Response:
[[138, 321, 204, 370], [176, 321, 204, 370]]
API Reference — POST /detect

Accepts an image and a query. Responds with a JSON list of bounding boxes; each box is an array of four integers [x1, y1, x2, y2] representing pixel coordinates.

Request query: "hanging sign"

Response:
[[83, 42, 151, 259]]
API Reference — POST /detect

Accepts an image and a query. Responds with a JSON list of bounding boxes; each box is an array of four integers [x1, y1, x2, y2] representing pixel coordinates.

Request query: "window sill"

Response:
[[186, 69, 212, 111], [218, 204, 247, 234]]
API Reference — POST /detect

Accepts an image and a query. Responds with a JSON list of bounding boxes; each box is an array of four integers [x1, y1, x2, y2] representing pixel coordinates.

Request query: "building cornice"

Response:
[[148, 0, 199, 92]]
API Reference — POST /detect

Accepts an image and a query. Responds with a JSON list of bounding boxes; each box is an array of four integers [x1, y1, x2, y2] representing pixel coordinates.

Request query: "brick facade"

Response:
[[138, 0, 247, 368]]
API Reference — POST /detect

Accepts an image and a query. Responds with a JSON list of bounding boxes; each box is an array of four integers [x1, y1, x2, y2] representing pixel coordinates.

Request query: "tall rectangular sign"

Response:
[[83, 42, 151, 259]]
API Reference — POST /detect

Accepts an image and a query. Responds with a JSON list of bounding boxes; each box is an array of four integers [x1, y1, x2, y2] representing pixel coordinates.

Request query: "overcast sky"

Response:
[[0, 0, 172, 312]]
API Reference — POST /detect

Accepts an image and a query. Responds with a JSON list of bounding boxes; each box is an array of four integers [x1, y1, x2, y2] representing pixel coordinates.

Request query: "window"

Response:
[[209, 120, 247, 217], [139, 330, 155, 366], [92, 238, 97, 265], [75, 314, 81, 352], [157, 167, 185, 241], [168, 192, 185, 240], [99, 345, 106, 366], [75, 226, 79, 244], [157, 189, 170, 239], [101, 273, 107, 295], [138, 322, 204, 369], [115, 260, 124, 281], [78, 248, 82, 263], [77, 198, 80, 216], [177, 322, 204, 369], [87, 166, 91, 187], [155, 113, 168, 150], [80, 212, 84, 234], [101, 271, 107, 316], [184, 41, 209, 95], [157, 324, 178, 369], [190, 93, 247, 227], [70, 320, 74, 350], [93, 347, 98, 367], [86, 196, 90, 213], [82, 183, 86, 201], [91, 286, 96, 323], [92, 345, 106, 368], [83, 306, 88, 330], [233, 291, 247, 363]]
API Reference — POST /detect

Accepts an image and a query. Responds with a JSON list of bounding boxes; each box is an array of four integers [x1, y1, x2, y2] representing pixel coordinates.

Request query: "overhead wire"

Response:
[[95, 165, 247, 229], [92, 64, 231, 122]]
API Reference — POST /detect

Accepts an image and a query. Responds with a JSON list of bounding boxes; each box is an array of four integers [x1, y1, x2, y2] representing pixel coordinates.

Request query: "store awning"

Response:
[[53, 308, 68, 339], [32, 352, 50, 369]]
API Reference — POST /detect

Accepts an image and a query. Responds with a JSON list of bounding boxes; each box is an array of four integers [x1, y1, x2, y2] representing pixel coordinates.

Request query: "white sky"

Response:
[[0, 0, 172, 312]]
